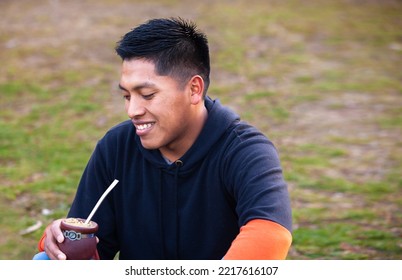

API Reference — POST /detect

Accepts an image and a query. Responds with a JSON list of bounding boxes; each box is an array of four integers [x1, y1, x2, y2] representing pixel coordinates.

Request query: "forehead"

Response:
[[119, 59, 180, 90], [120, 59, 158, 87], [121, 59, 156, 77]]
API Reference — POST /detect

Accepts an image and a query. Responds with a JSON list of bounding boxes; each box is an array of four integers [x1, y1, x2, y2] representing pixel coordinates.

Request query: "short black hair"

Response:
[[115, 17, 210, 97]]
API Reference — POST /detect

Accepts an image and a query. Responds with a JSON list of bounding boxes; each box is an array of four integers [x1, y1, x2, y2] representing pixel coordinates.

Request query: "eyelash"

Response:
[[142, 93, 155, 100], [122, 93, 155, 101]]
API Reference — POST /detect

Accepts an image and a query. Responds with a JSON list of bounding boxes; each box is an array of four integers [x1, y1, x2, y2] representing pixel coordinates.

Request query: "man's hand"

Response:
[[43, 219, 66, 260]]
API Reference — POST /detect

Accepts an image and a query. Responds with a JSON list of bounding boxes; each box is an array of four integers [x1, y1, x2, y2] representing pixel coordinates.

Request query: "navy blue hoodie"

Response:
[[68, 97, 292, 259]]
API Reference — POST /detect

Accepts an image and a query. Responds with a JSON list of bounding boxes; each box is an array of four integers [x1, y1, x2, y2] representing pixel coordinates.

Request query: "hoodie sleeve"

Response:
[[221, 124, 292, 259], [222, 123, 292, 233]]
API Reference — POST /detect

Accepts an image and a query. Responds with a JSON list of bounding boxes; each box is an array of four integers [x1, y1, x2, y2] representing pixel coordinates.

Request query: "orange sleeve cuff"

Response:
[[223, 219, 292, 260], [38, 231, 47, 252]]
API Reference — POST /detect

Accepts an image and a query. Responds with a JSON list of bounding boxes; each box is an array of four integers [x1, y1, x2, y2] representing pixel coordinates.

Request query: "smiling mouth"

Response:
[[134, 123, 154, 131]]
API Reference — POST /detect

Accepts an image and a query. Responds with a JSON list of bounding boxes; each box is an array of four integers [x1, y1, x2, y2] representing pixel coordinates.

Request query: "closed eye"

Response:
[[142, 93, 155, 100]]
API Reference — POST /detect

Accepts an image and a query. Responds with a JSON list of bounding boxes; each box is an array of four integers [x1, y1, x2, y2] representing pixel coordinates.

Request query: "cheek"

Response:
[[157, 107, 182, 132], [155, 93, 188, 123]]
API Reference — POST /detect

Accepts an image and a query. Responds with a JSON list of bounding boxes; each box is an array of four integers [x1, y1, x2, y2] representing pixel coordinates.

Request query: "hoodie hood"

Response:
[[136, 96, 240, 173]]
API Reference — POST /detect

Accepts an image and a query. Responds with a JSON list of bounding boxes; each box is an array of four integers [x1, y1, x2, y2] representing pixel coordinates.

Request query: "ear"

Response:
[[188, 75, 204, 105]]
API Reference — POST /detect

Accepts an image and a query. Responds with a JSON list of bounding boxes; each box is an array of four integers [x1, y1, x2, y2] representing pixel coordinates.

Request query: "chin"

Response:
[[139, 140, 160, 150]]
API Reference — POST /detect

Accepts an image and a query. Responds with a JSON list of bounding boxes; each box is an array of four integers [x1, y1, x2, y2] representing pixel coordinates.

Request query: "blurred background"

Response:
[[0, 0, 401, 259]]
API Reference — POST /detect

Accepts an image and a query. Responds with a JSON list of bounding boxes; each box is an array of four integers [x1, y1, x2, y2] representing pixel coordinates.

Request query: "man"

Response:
[[34, 17, 292, 260]]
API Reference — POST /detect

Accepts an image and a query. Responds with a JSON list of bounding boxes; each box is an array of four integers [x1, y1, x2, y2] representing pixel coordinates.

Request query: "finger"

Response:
[[50, 220, 64, 243], [44, 235, 66, 260], [44, 219, 67, 260], [57, 251, 67, 260]]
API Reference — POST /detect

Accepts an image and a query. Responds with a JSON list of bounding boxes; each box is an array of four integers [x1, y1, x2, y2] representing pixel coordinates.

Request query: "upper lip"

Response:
[[132, 120, 155, 125]]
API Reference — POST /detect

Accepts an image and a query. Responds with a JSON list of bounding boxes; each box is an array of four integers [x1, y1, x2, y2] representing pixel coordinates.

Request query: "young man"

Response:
[[34, 17, 292, 260]]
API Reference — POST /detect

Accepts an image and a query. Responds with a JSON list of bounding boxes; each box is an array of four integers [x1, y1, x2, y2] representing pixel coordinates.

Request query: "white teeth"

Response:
[[136, 123, 152, 131]]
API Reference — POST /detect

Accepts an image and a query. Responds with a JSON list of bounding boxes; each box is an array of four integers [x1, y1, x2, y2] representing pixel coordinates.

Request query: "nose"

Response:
[[126, 96, 146, 119]]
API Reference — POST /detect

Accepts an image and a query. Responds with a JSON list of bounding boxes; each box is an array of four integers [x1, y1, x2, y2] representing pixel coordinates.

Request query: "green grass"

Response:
[[1, 0, 401, 260]]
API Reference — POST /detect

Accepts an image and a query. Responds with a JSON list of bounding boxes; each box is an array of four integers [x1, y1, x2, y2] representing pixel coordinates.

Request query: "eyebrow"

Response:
[[118, 82, 157, 92]]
